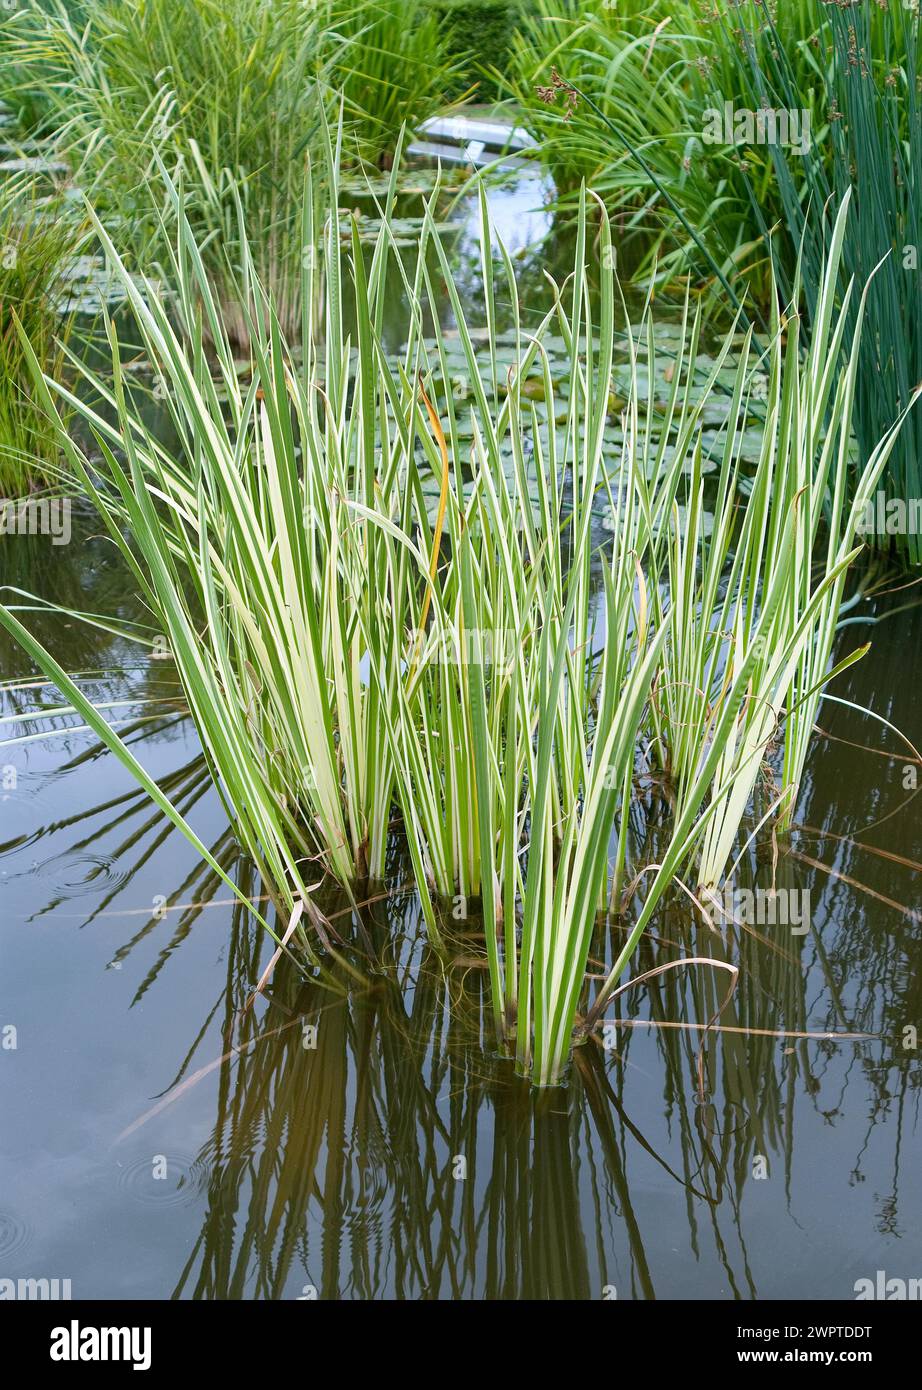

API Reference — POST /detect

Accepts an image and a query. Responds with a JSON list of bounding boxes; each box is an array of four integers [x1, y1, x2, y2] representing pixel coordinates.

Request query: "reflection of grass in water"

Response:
[[4, 0, 462, 345], [168, 929, 598, 1298], [0, 503, 141, 667], [787, 618, 922, 1217], [155, 882, 810, 1299], [10, 725, 919, 1293]]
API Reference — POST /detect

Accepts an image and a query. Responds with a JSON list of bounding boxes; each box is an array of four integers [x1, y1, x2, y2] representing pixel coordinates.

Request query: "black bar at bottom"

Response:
[[6, 1297, 914, 1376]]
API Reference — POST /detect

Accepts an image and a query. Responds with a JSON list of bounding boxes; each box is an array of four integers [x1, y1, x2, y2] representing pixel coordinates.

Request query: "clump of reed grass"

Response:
[[0, 150, 904, 1083], [4, 0, 334, 344], [328, 0, 466, 169], [501, 0, 824, 303], [727, 0, 922, 564], [0, 176, 80, 495], [5, 0, 463, 345], [642, 191, 912, 874]]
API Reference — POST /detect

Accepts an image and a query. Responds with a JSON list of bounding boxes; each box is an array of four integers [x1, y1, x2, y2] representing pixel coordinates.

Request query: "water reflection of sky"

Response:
[[473, 167, 555, 258], [435, 165, 558, 341]]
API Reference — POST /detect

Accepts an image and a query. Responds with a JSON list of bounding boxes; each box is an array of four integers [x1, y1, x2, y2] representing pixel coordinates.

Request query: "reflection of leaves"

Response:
[[694, 1095, 749, 1141]]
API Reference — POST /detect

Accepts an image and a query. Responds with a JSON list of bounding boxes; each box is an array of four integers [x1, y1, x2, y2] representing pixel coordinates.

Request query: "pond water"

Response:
[[1, 166, 921, 1301]]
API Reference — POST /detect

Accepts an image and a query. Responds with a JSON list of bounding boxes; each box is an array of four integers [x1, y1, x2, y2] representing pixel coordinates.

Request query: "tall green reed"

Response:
[[501, 0, 823, 303], [0, 176, 82, 494], [644, 193, 911, 869], [5, 0, 462, 343], [697, 0, 921, 562], [328, 0, 466, 169], [4, 0, 333, 344]]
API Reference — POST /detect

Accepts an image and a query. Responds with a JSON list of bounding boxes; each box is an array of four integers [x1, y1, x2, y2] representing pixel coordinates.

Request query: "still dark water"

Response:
[[1, 511, 920, 1300]]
